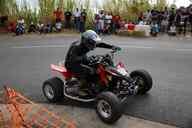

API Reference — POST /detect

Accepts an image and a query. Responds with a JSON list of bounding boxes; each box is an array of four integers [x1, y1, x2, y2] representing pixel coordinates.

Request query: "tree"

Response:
[[0, 0, 18, 16], [103, 0, 151, 22], [153, 0, 167, 10]]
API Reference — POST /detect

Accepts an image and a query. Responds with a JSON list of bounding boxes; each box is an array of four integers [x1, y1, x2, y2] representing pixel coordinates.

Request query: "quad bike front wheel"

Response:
[[130, 69, 153, 94], [42, 77, 64, 103], [95, 92, 122, 124]]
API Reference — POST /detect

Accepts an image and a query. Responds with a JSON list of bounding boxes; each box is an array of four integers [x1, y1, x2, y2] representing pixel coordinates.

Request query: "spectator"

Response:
[[109, 12, 113, 32], [55, 22, 62, 32], [138, 20, 144, 25], [176, 7, 188, 35], [168, 8, 176, 31], [104, 12, 112, 34], [17, 16, 25, 24], [160, 7, 169, 32], [138, 12, 144, 23], [64, 10, 72, 28], [44, 21, 52, 33], [151, 10, 158, 24], [28, 22, 36, 33], [73, 8, 81, 31], [79, 9, 87, 33], [54, 7, 63, 23], [161, 16, 168, 33], [175, 9, 181, 32], [168, 24, 176, 36], [98, 10, 105, 34], [143, 10, 151, 24], [94, 14, 100, 34], [188, 5, 192, 35], [179, 7, 188, 35], [112, 14, 121, 34], [15, 16, 25, 35], [163, 7, 169, 19], [119, 19, 126, 30], [157, 11, 163, 29], [37, 21, 44, 34]]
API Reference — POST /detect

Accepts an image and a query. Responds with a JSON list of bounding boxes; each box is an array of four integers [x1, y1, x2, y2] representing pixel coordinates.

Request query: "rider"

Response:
[[65, 30, 121, 84]]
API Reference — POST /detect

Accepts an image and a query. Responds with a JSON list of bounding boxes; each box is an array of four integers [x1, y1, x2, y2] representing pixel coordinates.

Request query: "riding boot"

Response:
[[78, 79, 89, 96]]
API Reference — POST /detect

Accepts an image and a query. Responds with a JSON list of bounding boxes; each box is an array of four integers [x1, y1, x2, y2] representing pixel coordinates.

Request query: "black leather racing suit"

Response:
[[65, 40, 114, 80]]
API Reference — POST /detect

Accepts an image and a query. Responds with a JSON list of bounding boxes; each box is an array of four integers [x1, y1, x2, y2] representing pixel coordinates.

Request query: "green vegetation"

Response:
[[103, 0, 168, 22]]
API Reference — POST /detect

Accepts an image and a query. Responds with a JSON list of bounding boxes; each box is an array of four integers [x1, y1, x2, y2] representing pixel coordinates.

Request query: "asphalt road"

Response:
[[0, 34, 192, 128]]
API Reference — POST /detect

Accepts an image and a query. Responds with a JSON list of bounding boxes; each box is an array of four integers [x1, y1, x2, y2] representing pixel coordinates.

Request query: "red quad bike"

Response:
[[42, 50, 153, 124]]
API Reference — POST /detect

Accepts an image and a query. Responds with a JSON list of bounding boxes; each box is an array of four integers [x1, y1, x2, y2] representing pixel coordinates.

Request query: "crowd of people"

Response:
[[7, 7, 88, 35], [94, 10, 121, 35], [93, 5, 192, 36], [5, 4, 192, 36], [140, 5, 192, 36]]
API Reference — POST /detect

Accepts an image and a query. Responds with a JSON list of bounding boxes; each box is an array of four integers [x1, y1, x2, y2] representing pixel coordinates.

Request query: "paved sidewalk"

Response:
[[44, 104, 178, 128]]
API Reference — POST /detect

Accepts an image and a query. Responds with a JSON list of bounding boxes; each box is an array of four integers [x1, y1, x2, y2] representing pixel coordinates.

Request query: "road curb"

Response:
[[42, 103, 178, 128]]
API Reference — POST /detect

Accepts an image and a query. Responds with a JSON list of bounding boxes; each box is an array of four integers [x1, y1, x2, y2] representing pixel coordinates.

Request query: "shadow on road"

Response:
[[36, 93, 152, 114], [186, 119, 192, 128], [38, 98, 95, 109]]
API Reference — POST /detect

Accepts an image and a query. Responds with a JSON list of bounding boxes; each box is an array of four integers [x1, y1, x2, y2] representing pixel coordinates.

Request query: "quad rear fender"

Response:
[[51, 64, 67, 73], [50, 64, 72, 79]]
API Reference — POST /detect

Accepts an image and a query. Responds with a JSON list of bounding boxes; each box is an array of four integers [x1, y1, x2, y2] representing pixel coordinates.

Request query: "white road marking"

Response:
[[174, 48, 192, 52], [11, 44, 192, 52], [12, 45, 68, 49], [121, 45, 192, 52], [120, 45, 154, 49]]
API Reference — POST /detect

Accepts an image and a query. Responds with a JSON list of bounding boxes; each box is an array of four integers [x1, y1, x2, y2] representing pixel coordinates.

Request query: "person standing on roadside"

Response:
[[104, 12, 112, 34], [113, 14, 121, 34], [94, 13, 100, 34], [175, 9, 181, 34], [138, 12, 144, 23], [180, 7, 188, 36], [73, 8, 81, 31], [64, 10, 72, 29], [167, 8, 175, 31], [79, 9, 87, 33], [161, 7, 169, 33], [176, 7, 188, 36], [143, 10, 151, 25], [112, 14, 116, 33], [188, 5, 192, 35], [98, 10, 105, 34], [54, 7, 63, 23], [53, 8, 63, 32]]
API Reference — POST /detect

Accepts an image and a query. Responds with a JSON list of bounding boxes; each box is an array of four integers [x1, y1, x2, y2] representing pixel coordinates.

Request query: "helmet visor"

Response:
[[87, 39, 96, 50]]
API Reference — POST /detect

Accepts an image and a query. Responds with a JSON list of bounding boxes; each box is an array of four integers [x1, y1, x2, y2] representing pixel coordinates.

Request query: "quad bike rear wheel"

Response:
[[130, 69, 153, 94], [95, 92, 122, 124], [42, 77, 64, 102]]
